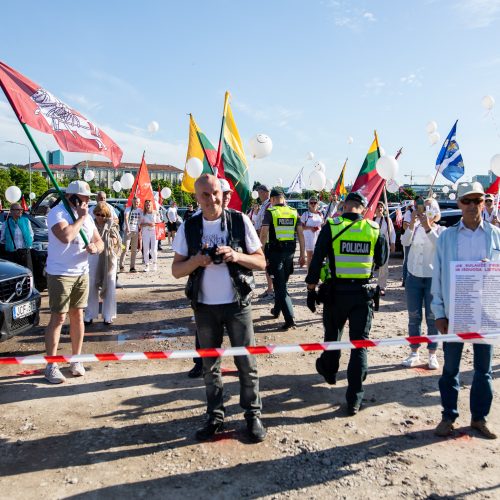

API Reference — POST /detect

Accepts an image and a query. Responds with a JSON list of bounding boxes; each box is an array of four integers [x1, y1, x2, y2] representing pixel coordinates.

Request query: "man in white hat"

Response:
[[44, 181, 104, 384], [219, 178, 233, 209], [482, 193, 499, 226], [432, 182, 499, 439]]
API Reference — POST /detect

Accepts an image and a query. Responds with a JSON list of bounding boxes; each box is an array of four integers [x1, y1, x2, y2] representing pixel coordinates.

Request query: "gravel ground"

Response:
[[0, 247, 498, 499]]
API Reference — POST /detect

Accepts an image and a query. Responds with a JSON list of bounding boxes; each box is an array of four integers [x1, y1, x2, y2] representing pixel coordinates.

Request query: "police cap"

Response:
[[345, 191, 368, 207], [270, 187, 285, 197]]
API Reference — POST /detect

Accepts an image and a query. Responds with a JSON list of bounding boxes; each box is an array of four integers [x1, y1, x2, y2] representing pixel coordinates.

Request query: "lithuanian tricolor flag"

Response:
[[333, 158, 348, 197], [181, 114, 217, 193], [216, 92, 251, 212], [351, 133, 385, 219]]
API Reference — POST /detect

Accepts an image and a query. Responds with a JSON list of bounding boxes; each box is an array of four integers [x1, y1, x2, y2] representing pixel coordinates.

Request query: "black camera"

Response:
[[202, 245, 223, 265]]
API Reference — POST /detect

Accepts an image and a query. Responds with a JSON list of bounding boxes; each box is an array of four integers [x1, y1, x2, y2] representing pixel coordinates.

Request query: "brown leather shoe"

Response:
[[471, 420, 497, 440], [434, 419, 454, 437]]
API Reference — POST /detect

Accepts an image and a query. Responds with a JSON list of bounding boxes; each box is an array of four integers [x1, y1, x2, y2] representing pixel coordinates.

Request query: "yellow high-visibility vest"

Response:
[[268, 205, 298, 241]]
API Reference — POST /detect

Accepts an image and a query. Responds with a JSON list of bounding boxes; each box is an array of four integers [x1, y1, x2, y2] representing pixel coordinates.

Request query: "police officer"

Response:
[[260, 187, 305, 330], [305, 191, 388, 415]]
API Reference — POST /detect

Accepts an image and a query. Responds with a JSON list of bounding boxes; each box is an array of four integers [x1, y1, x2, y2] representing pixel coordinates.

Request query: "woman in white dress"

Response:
[[300, 197, 324, 268], [140, 199, 161, 272], [85, 202, 122, 326]]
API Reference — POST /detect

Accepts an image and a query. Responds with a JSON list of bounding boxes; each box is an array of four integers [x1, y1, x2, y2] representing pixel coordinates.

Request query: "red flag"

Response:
[[0, 61, 122, 166], [20, 196, 28, 211], [486, 177, 500, 194], [126, 154, 156, 210]]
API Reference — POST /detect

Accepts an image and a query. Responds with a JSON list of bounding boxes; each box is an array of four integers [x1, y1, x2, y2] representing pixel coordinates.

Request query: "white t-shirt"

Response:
[[173, 213, 261, 305], [46, 204, 96, 276], [125, 207, 143, 232], [167, 207, 178, 223], [140, 211, 161, 231]]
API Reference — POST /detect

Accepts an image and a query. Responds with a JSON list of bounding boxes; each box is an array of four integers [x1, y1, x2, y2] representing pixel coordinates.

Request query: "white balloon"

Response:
[[186, 157, 204, 178], [432, 193, 437, 198], [482, 95, 495, 111], [120, 173, 135, 190], [247, 134, 273, 159], [442, 186, 450, 194], [309, 170, 326, 191], [449, 193, 456, 200], [148, 121, 160, 133], [429, 132, 441, 145], [277, 178, 283, 186], [426, 121, 438, 134], [490, 154, 500, 176], [251, 190, 259, 200], [376, 155, 399, 180], [112, 181, 122, 193], [347, 136, 354, 145], [83, 170, 95, 182], [314, 161, 326, 173], [306, 152, 315, 161], [386, 178, 399, 194], [29, 192, 36, 200], [161, 187, 172, 199], [325, 178, 334, 191], [5, 186, 21, 203]]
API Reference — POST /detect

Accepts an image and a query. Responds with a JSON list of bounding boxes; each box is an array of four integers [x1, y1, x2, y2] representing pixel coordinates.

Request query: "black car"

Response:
[[0, 259, 41, 342], [0, 212, 48, 292]]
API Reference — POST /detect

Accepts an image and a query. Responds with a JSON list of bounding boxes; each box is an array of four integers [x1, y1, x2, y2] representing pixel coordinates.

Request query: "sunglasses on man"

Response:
[[460, 198, 484, 205], [309, 201, 317, 205]]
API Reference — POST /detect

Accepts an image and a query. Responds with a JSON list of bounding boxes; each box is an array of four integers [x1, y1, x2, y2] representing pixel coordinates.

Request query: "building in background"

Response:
[[46, 149, 65, 166]]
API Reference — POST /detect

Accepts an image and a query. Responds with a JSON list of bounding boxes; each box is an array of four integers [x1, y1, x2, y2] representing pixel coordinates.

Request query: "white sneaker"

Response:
[[44, 363, 66, 384], [428, 354, 439, 370], [402, 352, 420, 367], [144, 264, 150, 272], [70, 362, 86, 377]]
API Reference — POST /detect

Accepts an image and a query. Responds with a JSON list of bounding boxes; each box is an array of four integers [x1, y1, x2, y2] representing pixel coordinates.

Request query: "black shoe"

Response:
[[246, 417, 267, 442], [279, 321, 296, 331], [270, 307, 279, 319], [84, 320, 93, 326], [130, 268, 137, 273], [315, 358, 337, 385], [104, 321, 113, 326], [195, 420, 224, 441], [347, 403, 362, 416], [188, 363, 203, 378]]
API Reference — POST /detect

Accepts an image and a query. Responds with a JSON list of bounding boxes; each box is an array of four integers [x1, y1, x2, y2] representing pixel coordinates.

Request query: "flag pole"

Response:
[[19, 122, 89, 245], [0, 78, 91, 244], [215, 92, 230, 171]]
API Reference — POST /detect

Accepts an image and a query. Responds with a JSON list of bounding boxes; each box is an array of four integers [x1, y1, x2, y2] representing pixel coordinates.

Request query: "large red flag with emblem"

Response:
[[126, 154, 156, 210], [0, 61, 122, 166]]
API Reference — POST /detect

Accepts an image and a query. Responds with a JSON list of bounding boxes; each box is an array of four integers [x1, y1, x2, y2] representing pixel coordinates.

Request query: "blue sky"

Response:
[[1, 0, 500, 188]]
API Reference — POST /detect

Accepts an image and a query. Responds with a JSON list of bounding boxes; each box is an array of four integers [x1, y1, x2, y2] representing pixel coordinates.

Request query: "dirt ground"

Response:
[[0, 247, 498, 500]]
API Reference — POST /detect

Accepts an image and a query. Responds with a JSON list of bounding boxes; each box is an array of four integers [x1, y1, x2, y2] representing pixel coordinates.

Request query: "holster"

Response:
[[362, 284, 380, 311], [317, 280, 331, 304]]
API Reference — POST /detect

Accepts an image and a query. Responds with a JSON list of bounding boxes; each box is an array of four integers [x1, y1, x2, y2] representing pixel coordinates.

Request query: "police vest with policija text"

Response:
[[328, 217, 380, 279], [268, 205, 298, 242], [183, 209, 255, 309]]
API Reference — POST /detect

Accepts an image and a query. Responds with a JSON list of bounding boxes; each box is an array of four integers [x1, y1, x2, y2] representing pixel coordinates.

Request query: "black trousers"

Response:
[[267, 249, 295, 324], [319, 289, 373, 407]]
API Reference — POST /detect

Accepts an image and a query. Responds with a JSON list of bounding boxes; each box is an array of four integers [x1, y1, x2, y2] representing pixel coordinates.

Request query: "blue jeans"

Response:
[[439, 342, 494, 422], [402, 245, 410, 282], [405, 272, 437, 350], [194, 303, 261, 422]]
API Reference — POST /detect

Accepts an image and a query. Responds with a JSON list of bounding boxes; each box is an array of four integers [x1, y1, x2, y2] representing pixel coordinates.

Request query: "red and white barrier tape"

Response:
[[0, 332, 498, 365]]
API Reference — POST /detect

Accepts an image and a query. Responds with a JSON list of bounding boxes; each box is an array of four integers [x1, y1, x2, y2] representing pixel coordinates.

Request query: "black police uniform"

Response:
[[305, 211, 388, 413]]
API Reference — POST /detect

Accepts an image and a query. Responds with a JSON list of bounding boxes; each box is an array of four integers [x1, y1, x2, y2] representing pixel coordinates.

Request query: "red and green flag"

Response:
[[216, 92, 250, 212], [182, 114, 217, 193], [350, 133, 384, 219], [333, 158, 348, 197]]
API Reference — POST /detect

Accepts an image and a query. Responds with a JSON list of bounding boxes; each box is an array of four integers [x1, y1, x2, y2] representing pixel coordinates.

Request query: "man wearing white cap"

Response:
[[432, 182, 499, 439], [482, 193, 499, 226], [44, 181, 104, 384], [219, 178, 233, 209]]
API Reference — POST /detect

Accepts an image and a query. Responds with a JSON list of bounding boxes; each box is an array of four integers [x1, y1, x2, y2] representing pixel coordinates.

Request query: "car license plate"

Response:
[[13, 300, 36, 320]]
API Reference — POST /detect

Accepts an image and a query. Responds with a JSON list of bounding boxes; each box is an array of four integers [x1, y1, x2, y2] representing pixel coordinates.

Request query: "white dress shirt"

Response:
[[457, 220, 487, 261]]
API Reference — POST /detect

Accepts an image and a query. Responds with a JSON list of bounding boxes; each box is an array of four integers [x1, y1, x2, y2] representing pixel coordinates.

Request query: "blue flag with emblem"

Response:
[[435, 120, 464, 183]]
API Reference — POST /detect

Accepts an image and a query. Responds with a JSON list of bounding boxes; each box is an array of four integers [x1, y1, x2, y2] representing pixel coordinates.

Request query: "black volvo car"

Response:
[[0, 259, 41, 342]]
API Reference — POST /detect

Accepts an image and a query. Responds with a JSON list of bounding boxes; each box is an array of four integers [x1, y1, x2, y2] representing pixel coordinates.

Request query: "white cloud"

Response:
[[364, 77, 386, 94], [363, 12, 376, 22], [455, 0, 500, 28], [62, 93, 102, 113], [234, 101, 302, 128], [400, 71, 423, 87], [323, 1, 377, 30]]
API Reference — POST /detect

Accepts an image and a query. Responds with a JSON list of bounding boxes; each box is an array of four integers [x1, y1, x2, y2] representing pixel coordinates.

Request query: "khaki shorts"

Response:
[[47, 274, 89, 313]]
